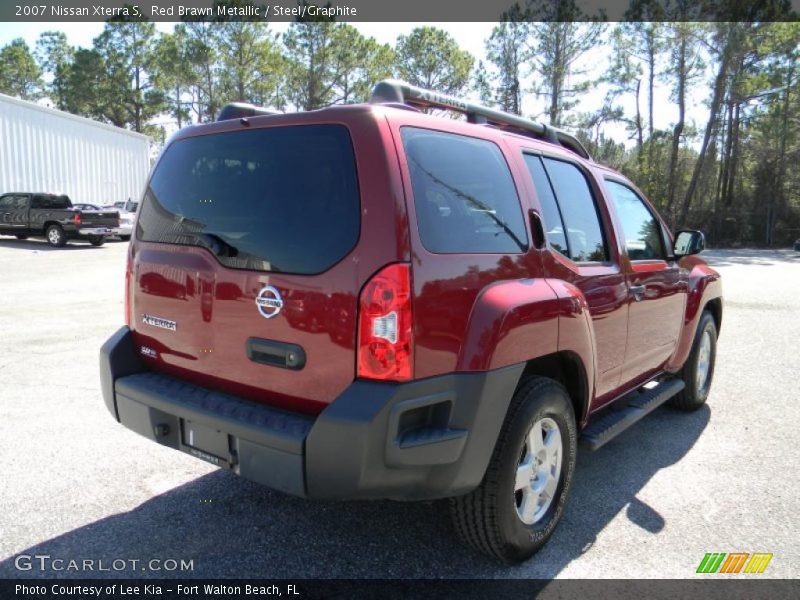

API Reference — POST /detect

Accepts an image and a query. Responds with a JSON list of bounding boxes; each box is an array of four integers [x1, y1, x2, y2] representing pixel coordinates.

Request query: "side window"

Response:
[[401, 127, 528, 254], [51, 196, 71, 209], [539, 157, 608, 263], [12, 195, 29, 210], [605, 180, 665, 260], [0, 195, 13, 209], [31, 195, 45, 209], [523, 154, 569, 256]]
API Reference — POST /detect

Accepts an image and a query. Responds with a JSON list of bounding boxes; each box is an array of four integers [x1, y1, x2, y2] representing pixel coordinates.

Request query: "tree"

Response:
[[62, 48, 106, 119], [0, 39, 42, 100], [526, 1, 603, 126], [663, 22, 705, 223], [283, 23, 391, 110], [332, 26, 394, 104], [604, 25, 646, 156], [34, 31, 74, 110], [152, 25, 194, 128], [283, 22, 344, 110], [93, 20, 165, 132], [482, 17, 529, 115], [184, 22, 221, 122], [395, 27, 474, 96]]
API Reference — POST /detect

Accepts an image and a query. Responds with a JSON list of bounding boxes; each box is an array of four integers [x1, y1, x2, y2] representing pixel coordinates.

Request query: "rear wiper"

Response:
[[197, 232, 239, 258]]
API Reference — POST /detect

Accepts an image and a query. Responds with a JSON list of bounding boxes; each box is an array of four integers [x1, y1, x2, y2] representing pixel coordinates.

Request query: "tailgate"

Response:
[[80, 210, 119, 228], [129, 123, 363, 414]]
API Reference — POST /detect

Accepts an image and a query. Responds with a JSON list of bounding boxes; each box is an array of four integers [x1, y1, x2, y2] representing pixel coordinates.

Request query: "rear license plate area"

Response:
[[181, 419, 230, 466]]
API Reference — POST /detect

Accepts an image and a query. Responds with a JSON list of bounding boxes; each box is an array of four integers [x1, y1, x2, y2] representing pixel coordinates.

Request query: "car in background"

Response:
[[102, 201, 138, 241], [0, 193, 118, 246]]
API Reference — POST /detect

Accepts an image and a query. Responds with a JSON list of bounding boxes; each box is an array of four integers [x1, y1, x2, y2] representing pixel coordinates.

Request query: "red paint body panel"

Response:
[[127, 102, 722, 425], [129, 108, 408, 415]]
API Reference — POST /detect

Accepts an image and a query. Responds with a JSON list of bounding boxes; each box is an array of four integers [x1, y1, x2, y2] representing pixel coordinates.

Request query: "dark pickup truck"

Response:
[[0, 193, 119, 247]]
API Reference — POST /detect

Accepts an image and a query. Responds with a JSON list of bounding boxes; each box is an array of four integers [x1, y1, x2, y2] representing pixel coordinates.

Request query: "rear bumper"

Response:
[[100, 327, 523, 500], [77, 227, 114, 237]]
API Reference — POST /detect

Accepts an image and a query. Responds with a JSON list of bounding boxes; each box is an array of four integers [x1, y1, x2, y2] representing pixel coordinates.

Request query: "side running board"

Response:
[[580, 379, 686, 451]]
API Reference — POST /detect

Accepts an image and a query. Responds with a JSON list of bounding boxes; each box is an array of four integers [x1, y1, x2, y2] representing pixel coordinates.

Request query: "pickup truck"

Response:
[[0, 193, 119, 247], [100, 80, 723, 563]]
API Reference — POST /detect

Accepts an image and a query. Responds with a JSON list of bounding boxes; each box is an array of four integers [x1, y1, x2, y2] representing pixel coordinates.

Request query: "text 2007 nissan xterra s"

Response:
[[100, 81, 722, 563]]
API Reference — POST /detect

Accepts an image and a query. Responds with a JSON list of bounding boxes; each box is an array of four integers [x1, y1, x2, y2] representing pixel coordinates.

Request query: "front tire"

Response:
[[88, 235, 105, 247], [46, 224, 67, 247], [669, 310, 717, 411], [449, 376, 577, 563]]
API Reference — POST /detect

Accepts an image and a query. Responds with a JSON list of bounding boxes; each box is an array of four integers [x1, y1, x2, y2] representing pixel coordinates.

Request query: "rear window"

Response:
[[401, 127, 527, 254], [32, 195, 71, 209], [137, 125, 360, 275]]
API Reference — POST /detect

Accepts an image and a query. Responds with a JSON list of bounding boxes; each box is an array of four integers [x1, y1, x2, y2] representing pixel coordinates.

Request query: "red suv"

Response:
[[100, 80, 722, 563]]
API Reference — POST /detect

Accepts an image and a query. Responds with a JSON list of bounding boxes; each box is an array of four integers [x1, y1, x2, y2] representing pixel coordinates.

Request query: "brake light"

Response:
[[124, 249, 132, 326], [357, 263, 413, 381], [73, 212, 81, 225]]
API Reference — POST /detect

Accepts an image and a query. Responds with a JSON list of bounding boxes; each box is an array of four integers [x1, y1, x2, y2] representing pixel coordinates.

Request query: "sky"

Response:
[[0, 21, 711, 147]]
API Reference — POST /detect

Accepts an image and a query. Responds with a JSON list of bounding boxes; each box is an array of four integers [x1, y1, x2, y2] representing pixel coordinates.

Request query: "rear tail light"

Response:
[[73, 212, 81, 225], [357, 263, 413, 381], [124, 248, 132, 326]]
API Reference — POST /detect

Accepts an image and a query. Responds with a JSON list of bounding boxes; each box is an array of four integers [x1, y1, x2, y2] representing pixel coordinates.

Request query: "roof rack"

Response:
[[217, 102, 279, 121], [369, 79, 591, 160]]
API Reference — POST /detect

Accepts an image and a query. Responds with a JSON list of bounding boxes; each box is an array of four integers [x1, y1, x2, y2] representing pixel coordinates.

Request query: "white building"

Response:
[[0, 93, 151, 206]]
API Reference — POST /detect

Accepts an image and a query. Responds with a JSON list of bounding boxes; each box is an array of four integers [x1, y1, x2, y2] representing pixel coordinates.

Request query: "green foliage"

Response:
[[0, 39, 42, 100], [395, 27, 474, 96], [15, 18, 799, 247], [34, 31, 73, 110]]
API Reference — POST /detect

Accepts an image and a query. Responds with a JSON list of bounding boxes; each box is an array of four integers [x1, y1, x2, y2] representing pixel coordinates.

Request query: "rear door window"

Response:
[[538, 157, 608, 263], [137, 125, 360, 275], [401, 127, 527, 254]]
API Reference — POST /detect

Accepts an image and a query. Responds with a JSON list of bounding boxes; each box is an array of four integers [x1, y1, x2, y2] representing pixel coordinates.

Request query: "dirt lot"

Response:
[[0, 239, 798, 578]]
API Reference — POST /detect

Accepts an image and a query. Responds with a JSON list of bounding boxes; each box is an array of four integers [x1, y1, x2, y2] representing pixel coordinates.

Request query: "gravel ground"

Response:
[[0, 239, 798, 579]]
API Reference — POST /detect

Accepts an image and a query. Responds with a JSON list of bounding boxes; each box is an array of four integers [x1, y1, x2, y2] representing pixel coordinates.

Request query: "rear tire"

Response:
[[449, 376, 577, 563], [669, 310, 717, 411], [88, 235, 105, 247], [45, 224, 67, 247]]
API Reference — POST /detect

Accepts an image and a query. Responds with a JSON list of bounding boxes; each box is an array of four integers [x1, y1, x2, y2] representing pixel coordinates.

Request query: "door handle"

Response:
[[629, 284, 646, 301], [528, 209, 546, 249]]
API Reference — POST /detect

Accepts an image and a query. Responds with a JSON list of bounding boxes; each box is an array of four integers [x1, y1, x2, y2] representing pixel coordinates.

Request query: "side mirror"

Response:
[[673, 229, 705, 257]]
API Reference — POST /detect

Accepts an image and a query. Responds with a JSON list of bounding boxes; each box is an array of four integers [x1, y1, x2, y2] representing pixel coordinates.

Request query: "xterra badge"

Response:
[[142, 314, 177, 331], [256, 285, 284, 319]]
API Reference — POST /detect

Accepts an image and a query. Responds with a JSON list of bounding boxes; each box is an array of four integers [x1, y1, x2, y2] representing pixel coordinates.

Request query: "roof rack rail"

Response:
[[369, 79, 591, 160], [217, 102, 279, 122]]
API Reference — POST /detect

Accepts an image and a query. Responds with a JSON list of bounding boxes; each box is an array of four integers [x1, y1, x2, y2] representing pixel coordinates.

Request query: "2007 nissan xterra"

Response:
[[100, 80, 722, 563]]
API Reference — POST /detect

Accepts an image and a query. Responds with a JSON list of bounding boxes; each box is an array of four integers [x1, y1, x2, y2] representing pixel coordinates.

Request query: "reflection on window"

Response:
[[539, 158, 608, 263], [402, 127, 528, 254], [605, 180, 664, 261]]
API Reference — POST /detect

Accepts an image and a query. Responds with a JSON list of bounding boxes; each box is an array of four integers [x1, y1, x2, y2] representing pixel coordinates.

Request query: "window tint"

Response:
[[606, 180, 665, 260], [6, 195, 30, 210], [523, 154, 568, 256], [541, 158, 608, 262], [138, 125, 360, 275], [31, 195, 70, 209], [402, 127, 527, 254]]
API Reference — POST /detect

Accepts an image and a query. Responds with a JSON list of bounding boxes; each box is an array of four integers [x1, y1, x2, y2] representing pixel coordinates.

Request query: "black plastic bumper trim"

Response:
[[100, 326, 526, 501]]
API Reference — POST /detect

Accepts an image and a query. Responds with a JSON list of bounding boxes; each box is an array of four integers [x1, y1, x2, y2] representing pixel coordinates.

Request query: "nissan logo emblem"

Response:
[[255, 285, 284, 319]]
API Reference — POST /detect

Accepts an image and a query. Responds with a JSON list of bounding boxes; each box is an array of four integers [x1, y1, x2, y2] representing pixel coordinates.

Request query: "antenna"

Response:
[[369, 80, 591, 160]]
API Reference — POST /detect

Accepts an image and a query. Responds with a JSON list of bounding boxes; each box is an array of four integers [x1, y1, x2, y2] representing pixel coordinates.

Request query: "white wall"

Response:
[[0, 94, 151, 206]]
